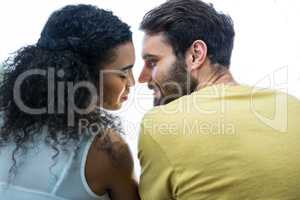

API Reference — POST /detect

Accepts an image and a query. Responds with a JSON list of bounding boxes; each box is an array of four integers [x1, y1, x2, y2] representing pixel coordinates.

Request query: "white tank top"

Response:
[[0, 127, 110, 200]]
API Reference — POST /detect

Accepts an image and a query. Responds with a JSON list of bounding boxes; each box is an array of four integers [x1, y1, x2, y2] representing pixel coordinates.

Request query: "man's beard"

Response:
[[152, 57, 198, 106]]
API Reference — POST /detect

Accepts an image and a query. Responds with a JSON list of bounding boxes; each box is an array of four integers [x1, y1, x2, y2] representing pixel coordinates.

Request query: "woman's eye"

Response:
[[119, 70, 129, 78]]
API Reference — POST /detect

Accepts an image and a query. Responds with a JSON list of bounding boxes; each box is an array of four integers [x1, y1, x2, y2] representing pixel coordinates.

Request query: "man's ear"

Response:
[[185, 40, 207, 71]]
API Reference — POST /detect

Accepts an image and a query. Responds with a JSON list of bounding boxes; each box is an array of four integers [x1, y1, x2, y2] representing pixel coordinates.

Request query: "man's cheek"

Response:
[[151, 66, 158, 79]]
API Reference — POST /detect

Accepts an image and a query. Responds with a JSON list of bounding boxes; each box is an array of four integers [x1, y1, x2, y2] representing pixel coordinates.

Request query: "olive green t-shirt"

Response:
[[138, 84, 300, 200]]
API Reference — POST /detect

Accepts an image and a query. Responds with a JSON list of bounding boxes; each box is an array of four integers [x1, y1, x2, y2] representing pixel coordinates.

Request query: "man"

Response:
[[138, 0, 300, 199]]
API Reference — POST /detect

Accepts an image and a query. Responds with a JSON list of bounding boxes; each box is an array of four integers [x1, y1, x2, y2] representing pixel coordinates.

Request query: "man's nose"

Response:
[[138, 66, 152, 83]]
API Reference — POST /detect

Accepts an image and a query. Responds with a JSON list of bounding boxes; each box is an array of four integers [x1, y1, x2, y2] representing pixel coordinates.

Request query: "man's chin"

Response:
[[153, 95, 180, 106], [153, 97, 161, 106]]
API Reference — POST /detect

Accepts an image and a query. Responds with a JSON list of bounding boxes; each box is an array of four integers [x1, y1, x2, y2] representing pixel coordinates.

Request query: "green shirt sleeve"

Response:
[[138, 121, 176, 200]]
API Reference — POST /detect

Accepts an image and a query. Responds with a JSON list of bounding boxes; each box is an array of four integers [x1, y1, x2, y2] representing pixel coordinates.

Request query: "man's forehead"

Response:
[[142, 33, 173, 58]]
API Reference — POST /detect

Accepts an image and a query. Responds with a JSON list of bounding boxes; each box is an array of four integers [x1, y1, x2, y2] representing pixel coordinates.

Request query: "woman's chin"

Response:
[[102, 103, 122, 111]]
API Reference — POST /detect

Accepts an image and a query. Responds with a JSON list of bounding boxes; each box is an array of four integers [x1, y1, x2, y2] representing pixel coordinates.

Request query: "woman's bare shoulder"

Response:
[[85, 129, 139, 199], [86, 129, 134, 184]]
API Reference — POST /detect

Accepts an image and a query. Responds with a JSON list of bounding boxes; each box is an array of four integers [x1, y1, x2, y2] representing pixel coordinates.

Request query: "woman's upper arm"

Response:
[[97, 130, 140, 200], [86, 130, 140, 200], [106, 138, 140, 200]]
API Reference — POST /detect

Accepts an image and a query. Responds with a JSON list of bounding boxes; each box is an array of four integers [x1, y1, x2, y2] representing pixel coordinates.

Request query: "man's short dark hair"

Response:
[[140, 0, 235, 67]]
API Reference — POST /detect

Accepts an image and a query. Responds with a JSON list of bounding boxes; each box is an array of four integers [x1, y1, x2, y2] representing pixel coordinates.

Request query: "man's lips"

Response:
[[147, 83, 155, 90], [152, 88, 162, 98], [148, 83, 162, 98]]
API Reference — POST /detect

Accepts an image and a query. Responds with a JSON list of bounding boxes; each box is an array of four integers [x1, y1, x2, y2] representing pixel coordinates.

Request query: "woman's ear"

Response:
[[185, 40, 207, 71]]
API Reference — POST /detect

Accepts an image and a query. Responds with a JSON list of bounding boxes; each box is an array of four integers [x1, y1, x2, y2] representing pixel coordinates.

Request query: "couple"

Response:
[[1, 1, 300, 200]]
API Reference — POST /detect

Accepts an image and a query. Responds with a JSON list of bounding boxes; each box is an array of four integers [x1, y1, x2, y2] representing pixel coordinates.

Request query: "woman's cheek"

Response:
[[102, 76, 127, 109], [102, 77, 117, 106], [117, 83, 126, 101]]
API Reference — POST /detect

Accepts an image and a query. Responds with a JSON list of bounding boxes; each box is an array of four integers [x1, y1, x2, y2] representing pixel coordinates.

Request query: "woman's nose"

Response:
[[128, 70, 135, 87]]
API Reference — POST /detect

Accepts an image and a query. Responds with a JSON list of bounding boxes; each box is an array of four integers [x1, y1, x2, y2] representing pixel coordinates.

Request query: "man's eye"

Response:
[[146, 60, 157, 68]]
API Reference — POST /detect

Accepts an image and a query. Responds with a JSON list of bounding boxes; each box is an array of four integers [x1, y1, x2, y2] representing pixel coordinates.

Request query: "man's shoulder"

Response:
[[143, 95, 194, 119]]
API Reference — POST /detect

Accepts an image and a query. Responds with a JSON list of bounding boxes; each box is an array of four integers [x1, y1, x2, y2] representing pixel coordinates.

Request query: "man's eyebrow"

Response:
[[142, 54, 159, 60], [120, 64, 134, 71]]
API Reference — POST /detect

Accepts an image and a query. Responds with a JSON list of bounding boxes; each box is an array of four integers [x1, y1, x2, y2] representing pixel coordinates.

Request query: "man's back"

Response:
[[139, 84, 300, 200]]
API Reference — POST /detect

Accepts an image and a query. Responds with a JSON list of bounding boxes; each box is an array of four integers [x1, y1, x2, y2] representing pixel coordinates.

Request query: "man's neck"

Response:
[[196, 64, 238, 91]]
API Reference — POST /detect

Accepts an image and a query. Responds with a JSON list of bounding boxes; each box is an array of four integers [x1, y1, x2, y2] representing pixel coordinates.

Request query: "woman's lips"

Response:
[[121, 95, 128, 101]]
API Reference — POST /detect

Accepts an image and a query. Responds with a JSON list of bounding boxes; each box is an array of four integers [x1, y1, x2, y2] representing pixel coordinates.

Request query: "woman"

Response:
[[0, 4, 140, 200]]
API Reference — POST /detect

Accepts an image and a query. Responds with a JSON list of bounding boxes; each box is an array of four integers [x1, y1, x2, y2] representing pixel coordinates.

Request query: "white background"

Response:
[[1, 0, 300, 177]]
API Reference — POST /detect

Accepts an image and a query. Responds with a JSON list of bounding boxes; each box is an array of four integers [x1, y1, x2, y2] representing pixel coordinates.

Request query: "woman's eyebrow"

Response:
[[120, 64, 134, 71]]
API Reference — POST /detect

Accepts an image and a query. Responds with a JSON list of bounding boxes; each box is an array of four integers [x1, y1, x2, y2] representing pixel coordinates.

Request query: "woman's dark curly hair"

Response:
[[0, 4, 132, 173]]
